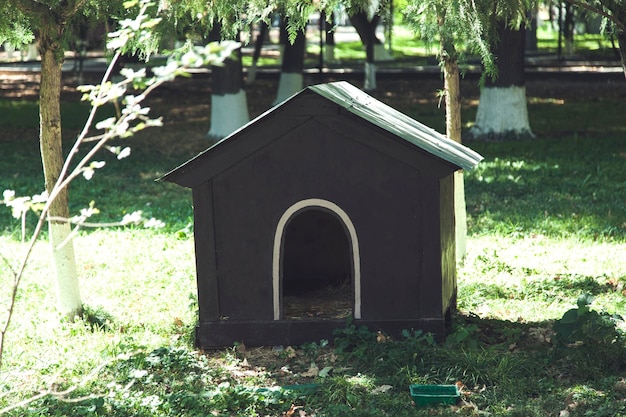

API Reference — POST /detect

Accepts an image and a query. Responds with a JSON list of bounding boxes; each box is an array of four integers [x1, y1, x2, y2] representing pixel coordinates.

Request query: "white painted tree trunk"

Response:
[[470, 86, 533, 139], [364, 62, 376, 91], [39, 29, 82, 320], [273, 72, 303, 106], [49, 222, 82, 318], [208, 89, 249, 140]]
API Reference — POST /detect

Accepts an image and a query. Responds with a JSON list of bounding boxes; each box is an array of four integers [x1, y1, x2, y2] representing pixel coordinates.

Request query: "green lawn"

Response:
[[1, 76, 625, 415]]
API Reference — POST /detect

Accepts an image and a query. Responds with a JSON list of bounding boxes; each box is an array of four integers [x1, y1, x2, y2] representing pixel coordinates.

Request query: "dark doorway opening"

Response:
[[282, 209, 352, 320]]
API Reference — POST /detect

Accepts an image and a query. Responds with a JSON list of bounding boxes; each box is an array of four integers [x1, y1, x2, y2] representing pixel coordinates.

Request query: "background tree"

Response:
[[273, 18, 307, 105], [0, 0, 126, 318], [323, 11, 337, 64], [468, 19, 534, 140], [565, 0, 626, 79], [402, 0, 536, 258], [350, 8, 393, 91], [246, 21, 270, 84], [402, 0, 495, 260], [207, 25, 249, 140]]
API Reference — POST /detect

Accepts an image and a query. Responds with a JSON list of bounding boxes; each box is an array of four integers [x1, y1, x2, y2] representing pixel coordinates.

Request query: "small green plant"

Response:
[[321, 374, 375, 409], [81, 305, 116, 331], [553, 292, 624, 347], [445, 323, 480, 349], [553, 293, 626, 379], [301, 339, 329, 362], [333, 318, 377, 354]]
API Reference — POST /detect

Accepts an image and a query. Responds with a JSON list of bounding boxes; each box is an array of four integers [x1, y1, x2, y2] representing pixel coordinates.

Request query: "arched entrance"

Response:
[[273, 199, 361, 320]]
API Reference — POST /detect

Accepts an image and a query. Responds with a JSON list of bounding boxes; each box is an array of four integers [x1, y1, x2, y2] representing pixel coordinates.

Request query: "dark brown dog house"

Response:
[[161, 81, 482, 348]]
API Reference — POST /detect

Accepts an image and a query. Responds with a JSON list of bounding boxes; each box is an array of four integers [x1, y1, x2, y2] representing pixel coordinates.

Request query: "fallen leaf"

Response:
[[318, 366, 333, 378], [284, 346, 297, 359], [370, 384, 393, 395], [283, 404, 296, 417], [376, 331, 389, 343], [278, 366, 292, 376], [301, 362, 319, 377]]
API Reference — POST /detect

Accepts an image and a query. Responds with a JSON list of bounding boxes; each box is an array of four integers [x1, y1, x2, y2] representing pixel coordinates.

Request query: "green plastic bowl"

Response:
[[282, 383, 320, 394], [409, 384, 460, 407]]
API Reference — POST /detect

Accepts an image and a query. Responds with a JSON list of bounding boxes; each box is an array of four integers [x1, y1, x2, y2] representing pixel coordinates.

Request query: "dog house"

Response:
[[160, 81, 482, 348]]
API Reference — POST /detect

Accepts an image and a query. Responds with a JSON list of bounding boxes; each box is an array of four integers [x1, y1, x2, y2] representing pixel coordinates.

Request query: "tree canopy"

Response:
[[401, 0, 535, 80], [0, 0, 127, 48]]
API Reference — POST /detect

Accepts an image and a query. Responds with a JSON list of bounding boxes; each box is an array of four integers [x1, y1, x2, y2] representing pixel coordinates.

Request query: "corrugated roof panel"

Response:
[[309, 81, 483, 171]]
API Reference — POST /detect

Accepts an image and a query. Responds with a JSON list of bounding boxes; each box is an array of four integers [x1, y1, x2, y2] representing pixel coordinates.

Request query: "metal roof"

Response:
[[309, 81, 483, 171]]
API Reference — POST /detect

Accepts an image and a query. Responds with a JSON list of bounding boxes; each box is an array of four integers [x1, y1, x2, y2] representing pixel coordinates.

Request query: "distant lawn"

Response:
[[536, 25, 619, 57], [0, 99, 116, 130], [0, 137, 193, 238]]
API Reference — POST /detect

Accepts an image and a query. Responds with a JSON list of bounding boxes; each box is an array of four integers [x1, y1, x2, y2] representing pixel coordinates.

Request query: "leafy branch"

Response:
[[0, 358, 111, 415], [0, 0, 238, 370]]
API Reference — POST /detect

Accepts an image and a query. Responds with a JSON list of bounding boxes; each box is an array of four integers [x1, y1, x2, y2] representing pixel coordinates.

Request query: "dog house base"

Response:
[[196, 318, 448, 348]]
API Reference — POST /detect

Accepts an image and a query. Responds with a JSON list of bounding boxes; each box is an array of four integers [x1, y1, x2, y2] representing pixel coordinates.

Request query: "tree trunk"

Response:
[[273, 25, 305, 105], [526, 8, 538, 52], [246, 21, 269, 85], [324, 12, 336, 64], [39, 19, 82, 318], [350, 12, 392, 61], [350, 11, 392, 91], [364, 19, 376, 92], [618, 30, 626, 80], [440, 32, 467, 262], [443, 57, 461, 143], [469, 22, 533, 140], [209, 55, 249, 140], [207, 25, 249, 140], [564, 2, 575, 56]]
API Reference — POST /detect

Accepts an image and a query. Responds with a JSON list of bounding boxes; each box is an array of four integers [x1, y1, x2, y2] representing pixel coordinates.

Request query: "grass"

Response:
[[241, 19, 619, 70], [1, 75, 626, 416], [536, 26, 620, 58], [465, 134, 626, 240], [0, 100, 116, 130]]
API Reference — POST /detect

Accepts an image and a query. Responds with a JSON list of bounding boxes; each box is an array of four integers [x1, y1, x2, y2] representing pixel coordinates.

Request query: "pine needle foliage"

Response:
[[401, 0, 535, 79], [0, 0, 129, 51], [160, 0, 378, 43]]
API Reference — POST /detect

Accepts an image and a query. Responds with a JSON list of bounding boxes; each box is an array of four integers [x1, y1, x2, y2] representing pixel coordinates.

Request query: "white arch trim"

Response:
[[272, 198, 361, 320]]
